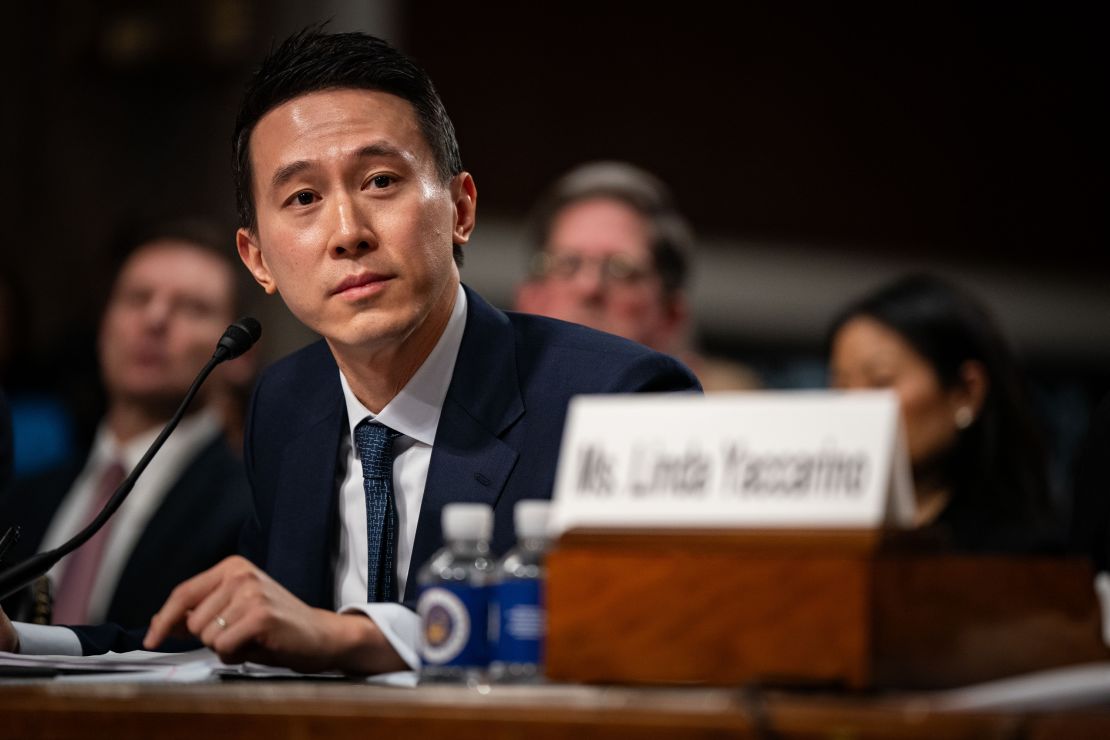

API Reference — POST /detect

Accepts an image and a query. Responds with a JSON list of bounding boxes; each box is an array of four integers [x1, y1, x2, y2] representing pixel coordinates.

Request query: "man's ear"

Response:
[[667, 290, 690, 331], [236, 228, 277, 295], [451, 172, 478, 246], [659, 290, 691, 351]]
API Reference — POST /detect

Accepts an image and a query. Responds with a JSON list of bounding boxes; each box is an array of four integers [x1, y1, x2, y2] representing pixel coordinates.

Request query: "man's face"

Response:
[[99, 241, 235, 411], [516, 197, 682, 351], [237, 88, 475, 357]]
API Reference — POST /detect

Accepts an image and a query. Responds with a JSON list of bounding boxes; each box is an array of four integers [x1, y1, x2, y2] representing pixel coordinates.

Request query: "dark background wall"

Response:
[[0, 1, 1105, 491], [408, 2, 1105, 274]]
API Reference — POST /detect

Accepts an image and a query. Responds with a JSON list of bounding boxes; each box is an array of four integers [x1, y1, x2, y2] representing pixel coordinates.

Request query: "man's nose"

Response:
[[140, 295, 172, 330], [569, 260, 606, 300], [327, 193, 375, 257]]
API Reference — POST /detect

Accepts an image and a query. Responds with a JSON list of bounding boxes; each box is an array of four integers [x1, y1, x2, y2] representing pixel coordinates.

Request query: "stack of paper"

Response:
[[0, 649, 416, 686]]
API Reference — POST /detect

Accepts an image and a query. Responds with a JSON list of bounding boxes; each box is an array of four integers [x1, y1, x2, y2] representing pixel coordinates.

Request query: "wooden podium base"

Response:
[[544, 530, 1108, 689]]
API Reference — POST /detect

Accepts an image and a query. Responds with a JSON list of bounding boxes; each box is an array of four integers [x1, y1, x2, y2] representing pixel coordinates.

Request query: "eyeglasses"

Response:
[[530, 251, 655, 285]]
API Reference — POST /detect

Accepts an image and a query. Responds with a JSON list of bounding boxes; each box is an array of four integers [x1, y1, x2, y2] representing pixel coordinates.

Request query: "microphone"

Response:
[[0, 317, 262, 603], [214, 317, 262, 362]]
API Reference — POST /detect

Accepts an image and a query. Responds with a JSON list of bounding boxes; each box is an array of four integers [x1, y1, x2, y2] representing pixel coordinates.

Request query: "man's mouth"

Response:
[[333, 272, 392, 298], [132, 349, 167, 366]]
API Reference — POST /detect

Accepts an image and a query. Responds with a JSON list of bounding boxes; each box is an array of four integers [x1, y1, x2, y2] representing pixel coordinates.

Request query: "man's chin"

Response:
[[321, 308, 420, 348]]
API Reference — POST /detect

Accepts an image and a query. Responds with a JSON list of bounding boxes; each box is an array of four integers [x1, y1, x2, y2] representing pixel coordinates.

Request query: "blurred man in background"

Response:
[[515, 161, 760, 391], [0, 222, 253, 628]]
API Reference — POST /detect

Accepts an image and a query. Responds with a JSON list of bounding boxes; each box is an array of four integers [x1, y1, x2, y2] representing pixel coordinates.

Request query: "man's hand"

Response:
[[0, 606, 18, 653], [144, 556, 407, 675]]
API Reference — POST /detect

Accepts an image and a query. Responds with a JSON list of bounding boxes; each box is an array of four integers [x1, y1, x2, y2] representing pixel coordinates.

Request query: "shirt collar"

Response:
[[340, 284, 467, 446]]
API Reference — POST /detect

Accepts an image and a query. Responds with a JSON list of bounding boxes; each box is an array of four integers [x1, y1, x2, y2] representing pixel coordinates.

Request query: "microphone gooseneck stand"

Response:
[[0, 317, 262, 602]]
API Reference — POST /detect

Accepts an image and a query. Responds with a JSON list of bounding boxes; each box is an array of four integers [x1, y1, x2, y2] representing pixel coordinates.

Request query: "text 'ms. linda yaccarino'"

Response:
[[574, 441, 869, 500]]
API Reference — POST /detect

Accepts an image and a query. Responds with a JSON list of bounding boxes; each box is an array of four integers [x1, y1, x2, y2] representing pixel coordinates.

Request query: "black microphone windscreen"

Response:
[[215, 317, 263, 360]]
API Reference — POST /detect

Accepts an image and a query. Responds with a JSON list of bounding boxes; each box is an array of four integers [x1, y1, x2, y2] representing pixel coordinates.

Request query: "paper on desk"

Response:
[[0, 648, 215, 682], [0, 648, 204, 670], [932, 662, 1110, 711], [0, 649, 417, 686], [215, 661, 418, 687]]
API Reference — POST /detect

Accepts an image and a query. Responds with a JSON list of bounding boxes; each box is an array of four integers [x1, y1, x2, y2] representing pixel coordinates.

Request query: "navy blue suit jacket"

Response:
[[71, 286, 699, 652], [241, 286, 700, 607]]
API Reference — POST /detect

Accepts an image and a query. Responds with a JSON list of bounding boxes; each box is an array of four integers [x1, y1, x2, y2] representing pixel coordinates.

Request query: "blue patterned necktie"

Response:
[[354, 420, 402, 602]]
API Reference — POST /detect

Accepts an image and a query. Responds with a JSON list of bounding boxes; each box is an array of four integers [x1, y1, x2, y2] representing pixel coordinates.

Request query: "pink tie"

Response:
[[52, 460, 128, 625]]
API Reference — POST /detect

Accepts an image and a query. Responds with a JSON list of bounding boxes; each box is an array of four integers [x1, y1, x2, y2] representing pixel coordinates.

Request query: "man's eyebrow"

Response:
[[355, 143, 406, 161], [268, 144, 408, 192], [270, 160, 313, 192]]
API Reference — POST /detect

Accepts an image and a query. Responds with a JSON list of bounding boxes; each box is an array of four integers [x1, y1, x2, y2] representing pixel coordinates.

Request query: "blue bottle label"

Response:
[[493, 579, 544, 664], [418, 584, 488, 667]]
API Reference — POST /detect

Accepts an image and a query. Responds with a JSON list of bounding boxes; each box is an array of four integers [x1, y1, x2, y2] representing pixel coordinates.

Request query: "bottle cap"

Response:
[[514, 499, 552, 540], [442, 502, 493, 542]]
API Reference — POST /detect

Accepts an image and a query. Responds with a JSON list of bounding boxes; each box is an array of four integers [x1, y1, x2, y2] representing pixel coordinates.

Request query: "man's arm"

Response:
[[143, 555, 408, 675], [0, 611, 86, 655]]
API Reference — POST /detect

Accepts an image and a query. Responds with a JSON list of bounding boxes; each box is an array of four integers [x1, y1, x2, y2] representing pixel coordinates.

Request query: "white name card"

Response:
[[549, 390, 915, 535]]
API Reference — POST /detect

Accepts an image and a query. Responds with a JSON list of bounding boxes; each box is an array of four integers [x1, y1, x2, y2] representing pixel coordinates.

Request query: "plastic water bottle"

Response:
[[416, 502, 495, 684], [490, 499, 552, 683]]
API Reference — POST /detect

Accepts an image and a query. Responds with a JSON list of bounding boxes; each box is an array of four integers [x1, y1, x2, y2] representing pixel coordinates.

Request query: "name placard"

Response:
[[549, 390, 914, 534]]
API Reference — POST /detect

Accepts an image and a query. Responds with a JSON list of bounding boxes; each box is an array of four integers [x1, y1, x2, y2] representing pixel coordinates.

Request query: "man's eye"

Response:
[[370, 174, 393, 189], [295, 191, 315, 206], [176, 300, 212, 319], [118, 290, 149, 308]]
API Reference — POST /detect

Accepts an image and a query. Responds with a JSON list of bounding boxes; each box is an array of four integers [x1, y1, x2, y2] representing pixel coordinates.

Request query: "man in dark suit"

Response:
[[0, 225, 252, 629], [2, 30, 697, 672]]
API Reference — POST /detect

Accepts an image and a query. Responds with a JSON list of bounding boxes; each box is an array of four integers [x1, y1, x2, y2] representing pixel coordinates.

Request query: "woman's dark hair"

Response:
[[827, 273, 1057, 550]]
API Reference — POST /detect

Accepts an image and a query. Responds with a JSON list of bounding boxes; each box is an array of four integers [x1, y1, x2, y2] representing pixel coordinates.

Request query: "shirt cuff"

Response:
[[12, 622, 83, 655], [339, 602, 421, 671]]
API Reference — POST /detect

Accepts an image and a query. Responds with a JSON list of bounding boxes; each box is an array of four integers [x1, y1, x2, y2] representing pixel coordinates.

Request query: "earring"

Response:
[[954, 406, 974, 430]]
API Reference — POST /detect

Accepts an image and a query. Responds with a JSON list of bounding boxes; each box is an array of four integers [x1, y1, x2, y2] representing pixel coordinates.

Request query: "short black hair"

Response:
[[232, 27, 464, 263], [527, 161, 692, 299]]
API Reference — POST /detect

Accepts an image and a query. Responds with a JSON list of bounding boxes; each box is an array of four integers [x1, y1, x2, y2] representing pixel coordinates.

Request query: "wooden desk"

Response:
[[2, 679, 1110, 740], [546, 531, 1108, 688]]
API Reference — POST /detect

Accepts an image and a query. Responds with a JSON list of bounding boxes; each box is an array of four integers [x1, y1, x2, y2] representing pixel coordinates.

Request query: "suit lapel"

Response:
[[405, 287, 523, 600], [267, 394, 345, 609]]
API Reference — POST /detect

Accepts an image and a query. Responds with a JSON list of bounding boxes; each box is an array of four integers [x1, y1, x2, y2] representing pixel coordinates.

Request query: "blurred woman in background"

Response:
[[827, 273, 1060, 552]]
